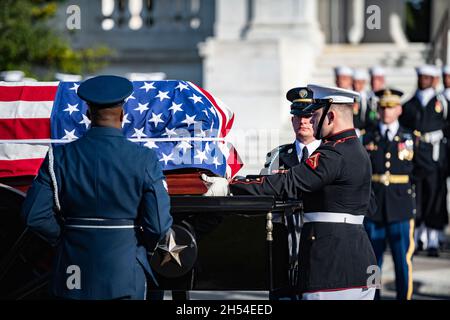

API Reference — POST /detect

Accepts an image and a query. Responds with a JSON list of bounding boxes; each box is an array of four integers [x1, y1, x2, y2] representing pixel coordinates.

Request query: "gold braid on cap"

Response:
[[379, 90, 401, 108], [292, 98, 313, 103]]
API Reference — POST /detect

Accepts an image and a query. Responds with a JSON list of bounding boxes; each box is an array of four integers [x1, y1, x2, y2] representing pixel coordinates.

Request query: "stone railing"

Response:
[[428, 8, 449, 65], [69, 0, 214, 55], [100, 0, 207, 31]]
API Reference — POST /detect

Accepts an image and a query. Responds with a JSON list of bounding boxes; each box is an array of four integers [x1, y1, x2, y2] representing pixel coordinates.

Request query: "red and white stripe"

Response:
[[0, 82, 58, 178], [188, 81, 235, 138], [189, 82, 242, 177]]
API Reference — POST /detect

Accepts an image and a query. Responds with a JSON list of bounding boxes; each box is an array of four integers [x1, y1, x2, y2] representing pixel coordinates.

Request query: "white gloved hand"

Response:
[[201, 174, 230, 196]]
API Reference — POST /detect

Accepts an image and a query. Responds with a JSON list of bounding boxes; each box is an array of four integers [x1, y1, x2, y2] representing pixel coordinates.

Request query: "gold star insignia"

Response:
[[157, 232, 188, 267]]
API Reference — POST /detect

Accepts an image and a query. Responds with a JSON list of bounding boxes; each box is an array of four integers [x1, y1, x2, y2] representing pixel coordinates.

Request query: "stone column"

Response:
[[200, 0, 324, 174]]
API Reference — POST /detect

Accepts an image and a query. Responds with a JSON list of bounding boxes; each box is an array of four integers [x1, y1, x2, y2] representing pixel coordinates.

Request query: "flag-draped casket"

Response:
[[0, 80, 242, 193]]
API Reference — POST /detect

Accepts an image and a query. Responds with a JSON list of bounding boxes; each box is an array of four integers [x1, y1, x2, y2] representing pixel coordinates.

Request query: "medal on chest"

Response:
[[435, 100, 442, 113], [397, 140, 414, 161]]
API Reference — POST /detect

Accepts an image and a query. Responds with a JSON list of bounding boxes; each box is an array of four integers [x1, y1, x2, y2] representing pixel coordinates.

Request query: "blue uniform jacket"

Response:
[[21, 126, 173, 299]]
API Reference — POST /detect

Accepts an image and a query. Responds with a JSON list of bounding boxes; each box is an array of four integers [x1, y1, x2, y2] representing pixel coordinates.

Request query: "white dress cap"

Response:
[[307, 84, 360, 104], [334, 66, 353, 77], [353, 69, 369, 81], [416, 64, 439, 77], [0, 70, 25, 82], [126, 72, 166, 81], [369, 65, 385, 77], [55, 72, 82, 81]]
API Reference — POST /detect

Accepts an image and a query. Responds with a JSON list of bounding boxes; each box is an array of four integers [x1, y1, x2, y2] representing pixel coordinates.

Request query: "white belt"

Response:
[[420, 129, 443, 144], [420, 130, 443, 161], [303, 212, 364, 225]]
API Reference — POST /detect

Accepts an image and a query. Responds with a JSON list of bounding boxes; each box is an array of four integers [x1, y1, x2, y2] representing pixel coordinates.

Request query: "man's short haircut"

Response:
[[330, 103, 354, 121]]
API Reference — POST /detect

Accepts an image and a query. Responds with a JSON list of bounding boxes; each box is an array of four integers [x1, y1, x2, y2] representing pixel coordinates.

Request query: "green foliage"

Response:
[[0, 0, 112, 79]]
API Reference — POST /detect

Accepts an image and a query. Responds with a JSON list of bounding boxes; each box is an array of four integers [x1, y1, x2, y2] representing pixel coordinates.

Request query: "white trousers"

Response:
[[302, 287, 376, 300]]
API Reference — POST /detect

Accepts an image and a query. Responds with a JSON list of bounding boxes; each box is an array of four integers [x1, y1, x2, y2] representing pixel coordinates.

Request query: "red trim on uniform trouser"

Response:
[[303, 285, 371, 294], [332, 135, 357, 147], [230, 176, 266, 185]]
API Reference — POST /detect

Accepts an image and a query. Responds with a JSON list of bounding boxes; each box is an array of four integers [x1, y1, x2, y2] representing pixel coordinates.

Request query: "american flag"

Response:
[[0, 80, 243, 180]]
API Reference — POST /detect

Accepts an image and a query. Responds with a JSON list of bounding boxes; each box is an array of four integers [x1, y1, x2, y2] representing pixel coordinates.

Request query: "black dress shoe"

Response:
[[427, 247, 440, 257]]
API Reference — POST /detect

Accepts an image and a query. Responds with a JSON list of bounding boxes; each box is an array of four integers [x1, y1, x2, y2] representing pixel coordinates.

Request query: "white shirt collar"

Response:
[[295, 139, 321, 162], [379, 120, 399, 141], [416, 87, 435, 107]]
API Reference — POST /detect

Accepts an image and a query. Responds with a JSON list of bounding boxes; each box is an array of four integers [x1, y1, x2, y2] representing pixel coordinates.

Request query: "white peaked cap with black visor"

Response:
[[334, 66, 354, 77], [296, 84, 360, 140], [416, 64, 440, 77], [369, 65, 386, 77]]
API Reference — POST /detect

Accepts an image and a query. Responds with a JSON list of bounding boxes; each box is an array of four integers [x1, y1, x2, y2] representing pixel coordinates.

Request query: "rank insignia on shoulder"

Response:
[[435, 100, 442, 113], [306, 153, 320, 170]]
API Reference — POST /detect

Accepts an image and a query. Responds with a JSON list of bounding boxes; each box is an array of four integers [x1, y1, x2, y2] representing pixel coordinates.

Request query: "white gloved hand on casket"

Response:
[[201, 174, 230, 196]]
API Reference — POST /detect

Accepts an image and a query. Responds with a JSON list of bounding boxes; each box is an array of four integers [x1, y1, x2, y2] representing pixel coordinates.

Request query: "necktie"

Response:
[[384, 128, 390, 141], [301, 146, 309, 162]]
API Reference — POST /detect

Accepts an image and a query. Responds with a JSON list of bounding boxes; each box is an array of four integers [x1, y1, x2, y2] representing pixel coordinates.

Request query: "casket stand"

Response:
[[0, 170, 302, 300]]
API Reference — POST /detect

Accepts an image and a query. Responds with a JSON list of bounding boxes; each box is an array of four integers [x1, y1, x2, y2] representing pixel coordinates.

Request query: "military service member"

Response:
[[21, 75, 173, 299], [366, 66, 387, 126], [261, 89, 321, 175], [334, 66, 353, 90], [369, 66, 386, 94], [363, 89, 415, 300], [261, 87, 321, 300], [443, 65, 450, 102], [203, 85, 377, 300], [352, 69, 377, 134], [400, 65, 449, 257]]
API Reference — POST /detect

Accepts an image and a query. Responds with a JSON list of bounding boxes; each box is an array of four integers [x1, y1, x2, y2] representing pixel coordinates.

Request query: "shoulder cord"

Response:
[[48, 145, 61, 212], [267, 148, 282, 174]]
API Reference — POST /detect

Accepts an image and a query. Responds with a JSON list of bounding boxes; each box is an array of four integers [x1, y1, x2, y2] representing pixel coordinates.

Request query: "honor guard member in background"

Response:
[[202, 85, 377, 300], [432, 65, 441, 91], [366, 66, 387, 128], [400, 65, 449, 257], [261, 88, 321, 300], [443, 65, 450, 103], [369, 66, 386, 93], [352, 69, 377, 134], [363, 89, 415, 300], [334, 66, 354, 90], [21, 75, 173, 299], [441, 65, 450, 249]]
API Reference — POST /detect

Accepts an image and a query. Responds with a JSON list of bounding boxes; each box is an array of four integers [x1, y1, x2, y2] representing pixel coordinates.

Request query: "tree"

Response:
[[0, 0, 111, 79]]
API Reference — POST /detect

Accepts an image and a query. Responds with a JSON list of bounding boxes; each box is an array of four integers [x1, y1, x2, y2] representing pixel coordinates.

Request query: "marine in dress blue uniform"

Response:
[[363, 89, 415, 300], [21, 75, 173, 299], [261, 88, 321, 300], [204, 85, 378, 300]]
